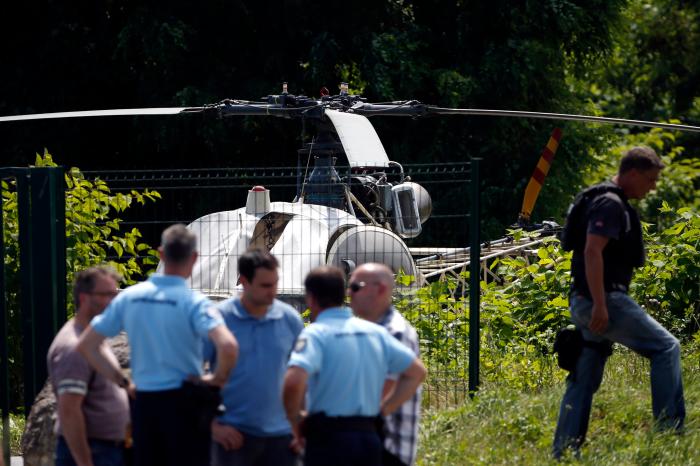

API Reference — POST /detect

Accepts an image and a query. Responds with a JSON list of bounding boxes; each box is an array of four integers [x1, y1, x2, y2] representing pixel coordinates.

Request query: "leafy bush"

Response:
[[479, 235, 570, 389], [633, 205, 700, 336], [2, 151, 160, 409], [396, 279, 468, 374]]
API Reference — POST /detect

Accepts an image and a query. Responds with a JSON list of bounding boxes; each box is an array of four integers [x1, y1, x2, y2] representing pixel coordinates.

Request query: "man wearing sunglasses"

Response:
[[283, 266, 426, 466], [48, 266, 129, 466], [349, 263, 422, 466]]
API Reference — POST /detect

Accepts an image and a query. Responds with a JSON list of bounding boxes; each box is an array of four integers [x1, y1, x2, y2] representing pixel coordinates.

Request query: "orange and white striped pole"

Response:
[[518, 127, 562, 224]]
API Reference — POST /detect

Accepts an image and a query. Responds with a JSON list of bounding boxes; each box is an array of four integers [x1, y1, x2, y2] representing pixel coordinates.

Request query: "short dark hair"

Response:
[[238, 248, 279, 282], [619, 146, 665, 174], [304, 266, 346, 309], [161, 224, 197, 264], [72, 265, 122, 308]]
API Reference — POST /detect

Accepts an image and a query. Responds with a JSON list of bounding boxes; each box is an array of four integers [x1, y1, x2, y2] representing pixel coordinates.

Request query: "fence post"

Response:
[[17, 167, 67, 415], [0, 175, 10, 466], [30, 166, 67, 367], [468, 158, 481, 395], [16, 172, 37, 416]]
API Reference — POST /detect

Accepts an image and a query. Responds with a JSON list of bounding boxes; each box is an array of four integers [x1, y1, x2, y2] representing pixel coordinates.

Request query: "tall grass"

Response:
[[417, 345, 700, 465]]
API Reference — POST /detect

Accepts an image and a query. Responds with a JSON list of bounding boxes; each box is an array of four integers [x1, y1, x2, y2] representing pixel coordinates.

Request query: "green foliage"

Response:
[[397, 279, 469, 374], [2, 412, 25, 456], [396, 236, 571, 392], [571, 0, 700, 122], [30, 152, 161, 292], [568, 0, 700, 180], [633, 207, 700, 336], [479, 237, 571, 389], [1, 151, 160, 409]]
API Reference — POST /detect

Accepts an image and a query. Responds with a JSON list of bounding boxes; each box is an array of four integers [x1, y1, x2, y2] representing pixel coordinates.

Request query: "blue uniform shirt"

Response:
[[204, 297, 303, 436], [91, 274, 223, 391], [288, 307, 415, 417]]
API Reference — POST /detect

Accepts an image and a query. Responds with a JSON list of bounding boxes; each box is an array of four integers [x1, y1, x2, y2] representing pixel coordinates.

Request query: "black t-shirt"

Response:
[[570, 186, 644, 296]]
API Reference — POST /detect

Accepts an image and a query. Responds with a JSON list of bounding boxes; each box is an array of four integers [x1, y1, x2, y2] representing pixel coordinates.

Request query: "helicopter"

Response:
[[2, 83, 699, 305]]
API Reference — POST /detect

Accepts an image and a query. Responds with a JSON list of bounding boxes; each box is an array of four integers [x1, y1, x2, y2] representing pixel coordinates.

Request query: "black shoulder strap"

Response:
[[583, 182, 624, 202]]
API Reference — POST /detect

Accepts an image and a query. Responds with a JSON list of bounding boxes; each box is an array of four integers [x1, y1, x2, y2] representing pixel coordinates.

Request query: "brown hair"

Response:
[[161, 224, 197, 264], [72, 265, 122, 308], [238, 248, 279, 282], [304, 266, 346, 309], [619, 146, 665, 174]]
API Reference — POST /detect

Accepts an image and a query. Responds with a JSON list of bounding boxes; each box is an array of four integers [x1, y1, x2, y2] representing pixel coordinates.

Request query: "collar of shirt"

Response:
[[229, 297, 284, 321], [148, 273, 188, 287], [316, 307, 352, 322], [378, 306, 395, 326]]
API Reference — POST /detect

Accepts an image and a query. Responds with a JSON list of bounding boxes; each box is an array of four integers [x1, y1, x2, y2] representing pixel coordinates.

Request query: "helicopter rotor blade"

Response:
[[3, 98, 699, 134], [0, 107, 208, 123], [0, 101, 318, 123], [425, 107, 700, 133], [349, 102, 700, 133]]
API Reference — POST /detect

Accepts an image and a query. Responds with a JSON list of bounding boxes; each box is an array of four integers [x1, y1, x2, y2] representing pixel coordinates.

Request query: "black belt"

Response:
[[303, 413, 380, 436], [572, 282, 629, 298], [608, 282, 628, 293]]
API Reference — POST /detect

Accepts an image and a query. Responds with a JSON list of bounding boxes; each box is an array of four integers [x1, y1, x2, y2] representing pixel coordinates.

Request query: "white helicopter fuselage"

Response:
[[187, 199, 421, 307]]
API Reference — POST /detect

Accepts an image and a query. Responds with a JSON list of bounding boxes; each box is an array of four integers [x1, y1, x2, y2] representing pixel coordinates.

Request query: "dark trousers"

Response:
[[304, 430, 381, 466], [210, 432, 296, 466], [382, 449, 408, 466], [132, 388, 211, 466], [55, 436, 125, 466]]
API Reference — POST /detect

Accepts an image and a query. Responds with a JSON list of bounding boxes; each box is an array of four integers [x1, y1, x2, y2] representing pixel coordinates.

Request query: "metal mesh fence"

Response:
[[83, 161, 477, 406]]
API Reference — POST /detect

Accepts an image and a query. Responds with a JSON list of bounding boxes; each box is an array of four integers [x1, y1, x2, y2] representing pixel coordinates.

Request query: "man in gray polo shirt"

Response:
[[48, 266, 130, 466]]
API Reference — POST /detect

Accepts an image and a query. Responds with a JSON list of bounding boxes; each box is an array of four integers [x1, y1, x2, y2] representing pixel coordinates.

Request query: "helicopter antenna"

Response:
[[298, 136, 316, 201]]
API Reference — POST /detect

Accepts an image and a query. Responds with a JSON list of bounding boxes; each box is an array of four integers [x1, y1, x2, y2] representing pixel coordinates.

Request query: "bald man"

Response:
[[348, 264, 422, 466]]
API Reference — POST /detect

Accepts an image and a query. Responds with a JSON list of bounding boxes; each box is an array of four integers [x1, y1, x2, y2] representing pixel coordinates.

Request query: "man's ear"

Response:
[[305, 293, 317, 310], [76, 291, 88, 311]]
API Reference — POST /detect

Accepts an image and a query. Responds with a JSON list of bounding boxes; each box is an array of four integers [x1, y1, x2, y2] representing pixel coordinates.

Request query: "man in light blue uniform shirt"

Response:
[[205, 249, 303, 466], [78, 224, 239, 466], [283, 266, 426, 466]]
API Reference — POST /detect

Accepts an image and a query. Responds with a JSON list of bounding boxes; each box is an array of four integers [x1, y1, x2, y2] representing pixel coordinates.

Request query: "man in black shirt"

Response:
[[552, 147, 685, 459]]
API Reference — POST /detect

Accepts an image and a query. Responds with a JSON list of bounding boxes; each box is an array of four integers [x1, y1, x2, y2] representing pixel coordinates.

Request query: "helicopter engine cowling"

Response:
[[348, 174, 431, 239], [326, 225, 424, 286]]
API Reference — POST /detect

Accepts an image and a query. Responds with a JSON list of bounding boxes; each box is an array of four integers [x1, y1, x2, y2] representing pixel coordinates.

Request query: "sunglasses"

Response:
[[348, 281, 378, 293], [89, 290, 119, 298]]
